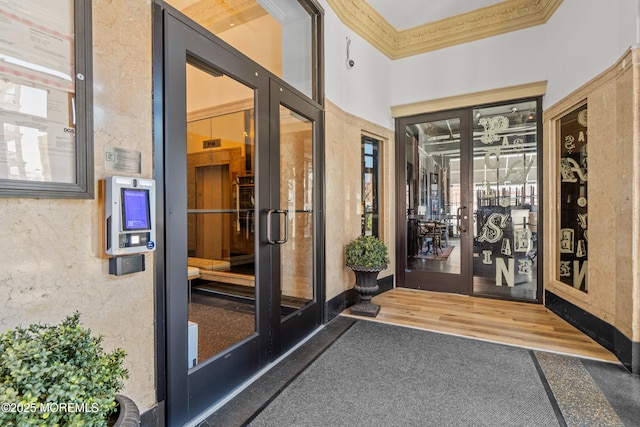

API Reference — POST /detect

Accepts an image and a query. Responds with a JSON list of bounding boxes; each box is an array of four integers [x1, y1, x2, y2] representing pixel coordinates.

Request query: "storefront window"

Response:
[[557, 104, 588, 292]]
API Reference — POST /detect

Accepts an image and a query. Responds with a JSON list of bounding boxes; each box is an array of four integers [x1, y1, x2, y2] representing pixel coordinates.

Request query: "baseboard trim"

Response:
[[614, 329, 640, 374], [325, 275, 394, 321], [140, 402, 162, 427], [545, 290, 639, 374]]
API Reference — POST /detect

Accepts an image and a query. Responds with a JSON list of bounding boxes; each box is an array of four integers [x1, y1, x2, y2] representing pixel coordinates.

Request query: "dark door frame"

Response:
[[394, 98, 544, 303], [268, 80, 325, 354], [152, 3, 325, 425], [160, 10, 267, 425], [395, 108, 473, 294]]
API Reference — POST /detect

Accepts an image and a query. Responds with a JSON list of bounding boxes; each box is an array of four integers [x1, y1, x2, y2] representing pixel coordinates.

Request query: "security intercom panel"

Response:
[[105, 176, 156, 256]]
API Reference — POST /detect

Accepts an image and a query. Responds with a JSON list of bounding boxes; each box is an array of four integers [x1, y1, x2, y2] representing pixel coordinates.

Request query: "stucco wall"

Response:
[[0, 0, 156, 412]]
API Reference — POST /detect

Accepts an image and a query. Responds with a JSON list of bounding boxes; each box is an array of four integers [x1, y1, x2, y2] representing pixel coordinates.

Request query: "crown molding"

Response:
[[327, 0, 563, 60]]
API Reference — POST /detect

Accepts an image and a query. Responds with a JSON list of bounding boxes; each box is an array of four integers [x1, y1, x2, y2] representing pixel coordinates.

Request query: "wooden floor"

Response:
[[342, 287, 618, 363]]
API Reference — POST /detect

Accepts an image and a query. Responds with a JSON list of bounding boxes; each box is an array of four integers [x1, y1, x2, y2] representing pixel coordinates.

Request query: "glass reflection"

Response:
[[362, 136, 380, 236], [185, 63, 256, 368], [0, 80, 76, 183], [0, 1, 77, 184], [167, 0, 314, 98], [279, 105, 313, 318]]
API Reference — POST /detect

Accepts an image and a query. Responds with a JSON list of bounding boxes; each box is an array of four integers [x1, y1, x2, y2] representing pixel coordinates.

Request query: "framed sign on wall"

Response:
[[0, 0, 93, 198]]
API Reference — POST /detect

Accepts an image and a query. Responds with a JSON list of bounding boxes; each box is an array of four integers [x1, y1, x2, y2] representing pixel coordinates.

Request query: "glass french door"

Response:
[[471, 100, 541, 301], [159, 8, 322, 426], [397, 109, 472, 294], [397, 99, 541, 301]]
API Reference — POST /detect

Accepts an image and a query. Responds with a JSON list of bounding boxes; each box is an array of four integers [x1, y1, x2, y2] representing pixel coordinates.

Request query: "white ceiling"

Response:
[[365, 0, 504, 30]]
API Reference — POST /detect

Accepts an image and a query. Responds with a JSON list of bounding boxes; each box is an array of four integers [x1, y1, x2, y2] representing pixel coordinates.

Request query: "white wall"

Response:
[[320, 0, 393, 129], [543, 0, 638, 107], [390, 24, 547, 107], [389, 0, 639, 110]]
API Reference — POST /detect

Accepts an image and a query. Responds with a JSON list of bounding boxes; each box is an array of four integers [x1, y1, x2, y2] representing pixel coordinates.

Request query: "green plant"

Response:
[[0, 312, 129, 427], [345, 235, 390, 268]]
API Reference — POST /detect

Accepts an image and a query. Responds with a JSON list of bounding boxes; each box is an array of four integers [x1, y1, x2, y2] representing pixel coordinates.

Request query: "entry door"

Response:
[[396, 109, 473, 294], [160, 10, 322, 426], [268, 81, 323, 354], [396, 100, 542, 301]]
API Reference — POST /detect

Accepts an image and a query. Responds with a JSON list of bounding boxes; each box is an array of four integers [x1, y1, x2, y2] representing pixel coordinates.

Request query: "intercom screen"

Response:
[[122, 188, 150, 231]]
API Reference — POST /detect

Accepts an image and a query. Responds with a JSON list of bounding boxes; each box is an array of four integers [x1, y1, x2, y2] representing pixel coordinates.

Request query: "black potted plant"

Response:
[[0, 312, 140, 427], [345, 235, 390, 317]]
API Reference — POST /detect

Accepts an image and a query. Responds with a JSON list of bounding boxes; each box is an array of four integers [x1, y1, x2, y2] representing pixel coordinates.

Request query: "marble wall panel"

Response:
[[631, 51, 640, 341], [544, 47, 640, 342], [324, 101, 395, 300], [588, 80, 618, 322], [615, 56, 639, 340]]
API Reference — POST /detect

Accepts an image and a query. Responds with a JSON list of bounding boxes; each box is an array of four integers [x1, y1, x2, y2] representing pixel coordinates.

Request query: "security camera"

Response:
[[346, 37, 354, 69]]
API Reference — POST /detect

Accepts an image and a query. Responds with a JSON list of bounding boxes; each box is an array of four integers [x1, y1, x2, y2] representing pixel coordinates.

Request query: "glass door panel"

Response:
[[399, 111, 471, 294], [278, 105, 314, 318], [162, 13, 267, 423], [162, 11, 322, 424], [186, 64, 257, 366], [269, 81, 322, 353], [471, 100, 540, 301], [407, 118, 461, 274], [167, 0, 316, 99]]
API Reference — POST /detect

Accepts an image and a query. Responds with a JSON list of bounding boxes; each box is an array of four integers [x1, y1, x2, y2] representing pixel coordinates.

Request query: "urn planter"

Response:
[[111, 394, 141, 427], [348, 265, 386, 317], [345, 235, 389, 318]]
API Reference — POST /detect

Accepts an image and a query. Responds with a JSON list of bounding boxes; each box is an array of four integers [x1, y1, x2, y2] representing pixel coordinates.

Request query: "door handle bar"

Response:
[[457, 206, 467, 233], [265, 209, 288, 244]]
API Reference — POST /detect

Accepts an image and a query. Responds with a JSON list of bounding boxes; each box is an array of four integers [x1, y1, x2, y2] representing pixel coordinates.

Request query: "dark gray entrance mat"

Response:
[[249, 321, 561, 426]]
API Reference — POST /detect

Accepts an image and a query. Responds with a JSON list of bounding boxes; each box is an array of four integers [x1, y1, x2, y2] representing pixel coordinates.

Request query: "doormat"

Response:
[[414, 245, 455, 260], [248, 321, 563, 426]]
